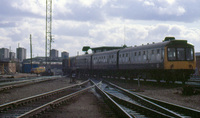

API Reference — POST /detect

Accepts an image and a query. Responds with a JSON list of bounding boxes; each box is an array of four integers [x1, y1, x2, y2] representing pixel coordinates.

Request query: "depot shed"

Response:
[[0, 61, 16, 74]]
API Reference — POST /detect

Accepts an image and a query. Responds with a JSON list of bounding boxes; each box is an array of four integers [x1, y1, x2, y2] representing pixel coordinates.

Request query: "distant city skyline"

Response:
[[0, 46, 68, 59]]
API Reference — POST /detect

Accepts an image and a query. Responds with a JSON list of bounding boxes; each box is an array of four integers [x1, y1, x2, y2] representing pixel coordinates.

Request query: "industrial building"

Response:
[[16, 47, 26, 62], [0, 48, 9, 61], [50, 49, 58, 59], [61, 51, 69, 59], [0, 61, 16, 74], [9, 52, 15, 60]]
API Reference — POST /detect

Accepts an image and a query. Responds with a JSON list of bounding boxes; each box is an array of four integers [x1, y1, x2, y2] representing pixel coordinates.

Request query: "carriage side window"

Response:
[[177, 48, 185, 60], [135, 52, 137, 56], [139, 52, 141, 56], [157, 49, 160, 54], [152, 50, 154, 54], [143, 51, 146, 60], [168, 48, 176, 61], [186, 48, 194, 60], [143, 51, 145, 55]]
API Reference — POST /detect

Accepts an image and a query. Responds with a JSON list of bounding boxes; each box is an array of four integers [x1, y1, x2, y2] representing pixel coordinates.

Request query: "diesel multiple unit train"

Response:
[[63, 37, 196, 84]]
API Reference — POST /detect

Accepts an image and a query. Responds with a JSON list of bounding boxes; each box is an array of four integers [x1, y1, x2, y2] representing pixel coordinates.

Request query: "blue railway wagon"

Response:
[[22, 64, 39, 73]]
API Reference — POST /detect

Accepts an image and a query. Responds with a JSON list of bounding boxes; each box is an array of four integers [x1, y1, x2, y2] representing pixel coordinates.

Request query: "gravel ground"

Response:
[[0, 77, 118, 117], [108, 79, 200, 111], [0, 77, 78, 104], [41, 92, 117, 118], [1, 76, 199, 117]]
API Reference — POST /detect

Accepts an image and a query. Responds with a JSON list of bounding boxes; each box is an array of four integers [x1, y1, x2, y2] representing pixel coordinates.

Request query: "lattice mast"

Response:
[[45, 0, 52, 66]]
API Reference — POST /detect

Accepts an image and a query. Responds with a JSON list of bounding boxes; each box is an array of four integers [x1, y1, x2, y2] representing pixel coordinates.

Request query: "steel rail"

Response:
[[91, 80, 132, 118], [135, 92, 200, 118], [106, 92, 171, 118], [0, 80, 89, 112], [18, 85, 95, 118], [0, 76, 60, 91], [104, 81, 183, 118]]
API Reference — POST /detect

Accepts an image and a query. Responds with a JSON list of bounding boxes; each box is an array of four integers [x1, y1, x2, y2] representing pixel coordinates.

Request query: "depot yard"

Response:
[[0, 76, 199, 117]]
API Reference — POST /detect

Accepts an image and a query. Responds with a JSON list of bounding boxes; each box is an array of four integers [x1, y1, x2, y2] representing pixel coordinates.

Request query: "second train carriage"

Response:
[[92, 49, 119, 77], [62, 37, 196, 83]]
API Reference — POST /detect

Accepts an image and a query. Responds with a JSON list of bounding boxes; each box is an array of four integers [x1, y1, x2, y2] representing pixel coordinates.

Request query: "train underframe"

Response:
[[76, 69, 194, 84]]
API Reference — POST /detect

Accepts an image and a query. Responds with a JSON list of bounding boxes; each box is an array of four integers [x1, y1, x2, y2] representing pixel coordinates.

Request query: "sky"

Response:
[[0, 0, 200, 58]]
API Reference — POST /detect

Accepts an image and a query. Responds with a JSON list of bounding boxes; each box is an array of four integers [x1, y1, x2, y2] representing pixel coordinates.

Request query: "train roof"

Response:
[[93, 49, 120, 56], [120, 41, 170, 52], [76, 53, 93, 58], [120, 39, 193, 52]]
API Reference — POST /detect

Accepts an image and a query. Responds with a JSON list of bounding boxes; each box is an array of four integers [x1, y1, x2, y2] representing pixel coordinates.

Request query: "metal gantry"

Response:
[[45, 0, 52, 66]]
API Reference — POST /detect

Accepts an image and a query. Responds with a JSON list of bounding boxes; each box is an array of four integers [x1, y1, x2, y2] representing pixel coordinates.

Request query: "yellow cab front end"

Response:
[[164, 44, 196, 82]]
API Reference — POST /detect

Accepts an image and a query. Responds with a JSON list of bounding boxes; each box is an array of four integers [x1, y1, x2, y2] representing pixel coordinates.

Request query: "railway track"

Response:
[[100, 80, 200, 118], [0, 76, 60, 91], [1, 78, 199, 117], [0, 80, 93, 118]]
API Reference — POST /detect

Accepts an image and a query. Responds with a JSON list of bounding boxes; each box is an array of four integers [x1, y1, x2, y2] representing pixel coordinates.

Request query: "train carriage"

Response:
[[76, 54, 92, 76], [92, 50, 119, 77], [62, 37, 196, 84], [62, 56, 77, 75], [118, 37, 195, 83]]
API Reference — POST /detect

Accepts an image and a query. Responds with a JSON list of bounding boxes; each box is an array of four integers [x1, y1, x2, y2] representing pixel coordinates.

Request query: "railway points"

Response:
[[102, 80, 200, 117], [0, 77, 199, 117]]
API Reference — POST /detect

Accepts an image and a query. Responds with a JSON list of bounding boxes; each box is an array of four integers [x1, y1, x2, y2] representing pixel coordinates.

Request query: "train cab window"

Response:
[[177, 48, 185, 60], [186, 48, 194, 60], [168, 48, 176, 61]]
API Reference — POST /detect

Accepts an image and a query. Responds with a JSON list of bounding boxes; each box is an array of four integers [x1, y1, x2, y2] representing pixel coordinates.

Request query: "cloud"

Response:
[[0, 0, 200, 58], [0, 22, 16, 28], [51, 18, 200, 56], [104, 0, 200, 22]]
